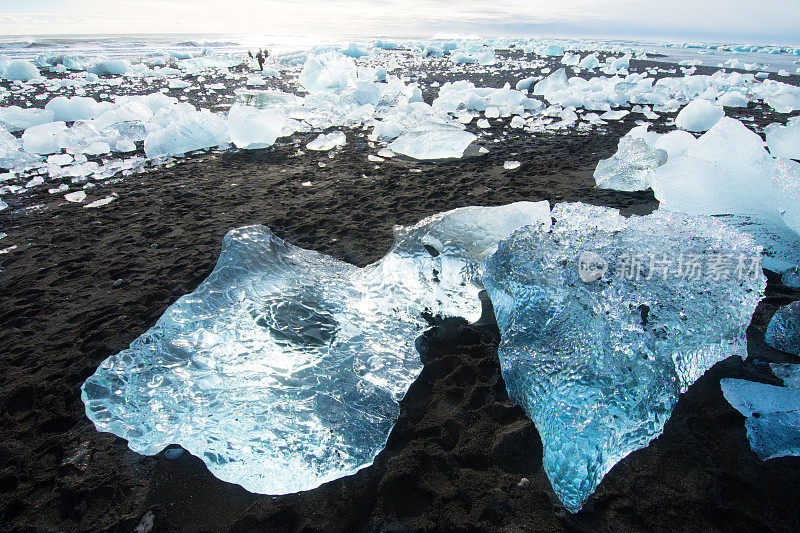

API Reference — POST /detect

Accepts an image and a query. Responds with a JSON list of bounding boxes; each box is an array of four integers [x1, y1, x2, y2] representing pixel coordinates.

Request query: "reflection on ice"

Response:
[[81, 201, 550, 494]]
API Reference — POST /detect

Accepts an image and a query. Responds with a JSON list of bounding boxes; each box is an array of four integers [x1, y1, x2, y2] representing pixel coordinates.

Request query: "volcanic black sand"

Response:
[[2, 54, 800, 532]]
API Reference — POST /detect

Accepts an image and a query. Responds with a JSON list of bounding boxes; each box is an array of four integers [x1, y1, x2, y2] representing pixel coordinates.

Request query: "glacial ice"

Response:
[[144, 109, 229, 158], [721, 374, 800, 460], [388, 126, 477, 160], [22, 122, 69, 155], [482, 202, 765, 512], [0, 107, 55, 133], [89, 60, 131, 77], [675, 99, 725, 132], [765, 301, 800, 356], [766, 117, 800, 160], [2, 60, 40, 81], [227, 104, 286, 149], [299, 52, 357, 94], [650, 117, 800, 272], [82, 202, 552, 495], [594, 133, 668, 191], [45, 96, 108, 123]]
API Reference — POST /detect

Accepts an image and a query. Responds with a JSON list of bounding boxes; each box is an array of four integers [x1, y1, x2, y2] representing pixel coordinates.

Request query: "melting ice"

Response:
[[81, 202, 551, 495], [482, 202, 765, 512]]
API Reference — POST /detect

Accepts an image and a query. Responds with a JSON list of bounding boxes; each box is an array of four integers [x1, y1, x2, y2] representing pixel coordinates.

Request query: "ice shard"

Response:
[[765, 301, 800, 356], [82, 202, 551, 495], [482, 202, 765, 512], [721, 364, 800, 461]]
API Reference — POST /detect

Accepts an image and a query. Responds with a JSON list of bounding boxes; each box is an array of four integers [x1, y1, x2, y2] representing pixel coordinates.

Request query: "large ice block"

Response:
[[82, 202, 551, 495], [482, 202, 765, 512]]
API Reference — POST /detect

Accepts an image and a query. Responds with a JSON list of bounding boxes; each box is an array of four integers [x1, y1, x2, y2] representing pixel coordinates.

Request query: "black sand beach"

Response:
[[2, 53, 800, 532]]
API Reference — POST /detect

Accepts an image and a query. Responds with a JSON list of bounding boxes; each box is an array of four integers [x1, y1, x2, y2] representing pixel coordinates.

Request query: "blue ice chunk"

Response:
[[482, 202, 765, 512], [765, 301, 800, 356]]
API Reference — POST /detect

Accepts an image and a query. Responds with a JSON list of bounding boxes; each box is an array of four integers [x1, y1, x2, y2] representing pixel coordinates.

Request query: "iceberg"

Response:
[[0, 106, 55, 132], [82, 202, 551, 495], [45, 96, 107, 122], [482, 202, 765, 512], [143, 110, 228, 158], [721, 371, 800, 461], [227, 104, 287, 149], [89, 60, 131, 76], [783, 265, 800, 288], [299, 52, 357, 94], [765, 301, 800, 356], [22, 121, 69, 155]]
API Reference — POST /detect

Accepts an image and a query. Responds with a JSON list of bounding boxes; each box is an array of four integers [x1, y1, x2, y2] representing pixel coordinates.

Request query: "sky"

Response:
[[0, 0, 798, 45]]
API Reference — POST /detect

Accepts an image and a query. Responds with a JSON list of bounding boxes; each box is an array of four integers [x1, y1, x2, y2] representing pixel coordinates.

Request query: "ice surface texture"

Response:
[[482, 202, 765, 512], [721, 363, 800, 460], [82, 202, 550, 495], [765, 301, 800, 356]]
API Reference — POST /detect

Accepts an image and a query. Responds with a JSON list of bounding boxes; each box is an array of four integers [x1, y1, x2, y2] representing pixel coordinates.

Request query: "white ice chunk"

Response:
[[765, 117, 800, 160], [675, 99, 725, 132], [2, 60, 40, 81], [227, 104, 287, 150], [388, 126, 476, 160]]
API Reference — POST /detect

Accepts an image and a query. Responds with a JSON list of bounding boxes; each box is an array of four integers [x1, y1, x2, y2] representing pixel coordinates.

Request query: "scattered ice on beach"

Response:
[[482, 202, 765, 512], [503, 160, 521, 170], [388, 126, 477, 159], [765, 301, 800, 356], [721, 373, 800, 460], [22, 122, 69, 155], [299, 52, 357, 94], [82, 202, 551, 496], [64, 191, 86, 203], [306, 131, 346, 151], [675, 99, 725, 132]]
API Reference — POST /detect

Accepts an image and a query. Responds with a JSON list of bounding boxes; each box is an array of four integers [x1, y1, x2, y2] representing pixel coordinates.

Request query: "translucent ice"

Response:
[[299, 52, 357, 94], [0, 106, 55, 132], [721, 375, 800, 460], [227, 104, 287, 149], [89, 60, 131, 76], [765, 301, 800, 356], [2, 60, 40, 81], [144, 110, 228, 158], [482, 202, 765, 512], [388, 126, 477, 160], [46, 96, 107, 123], [594, 134, 668, 191], [22, 122, 68, 155], [82, 202, 551, 495], [675, 99, 724, 132], [765, 117, 800, 160]]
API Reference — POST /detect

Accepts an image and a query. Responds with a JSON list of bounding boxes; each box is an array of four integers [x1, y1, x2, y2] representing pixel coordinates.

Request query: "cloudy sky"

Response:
[[0, 0, 798, 44]]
